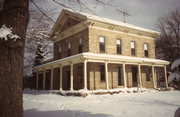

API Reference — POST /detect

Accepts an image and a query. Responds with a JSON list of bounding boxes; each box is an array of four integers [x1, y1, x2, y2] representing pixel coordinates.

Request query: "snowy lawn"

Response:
[[23, 90, 180, 117]]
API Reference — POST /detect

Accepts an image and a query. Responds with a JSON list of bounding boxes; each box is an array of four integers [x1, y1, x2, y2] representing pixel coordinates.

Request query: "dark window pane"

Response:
[[78, 66, 83, 83], [117, 45, 121, 54], [144, 50, 148, 57], [146, 67, 151, 81], [79, 45, 82, 53], [132, 67, 137, 82], [100, 65, 105, 82], [59, 52, 61, 59], [131, 49, 136, 56], [100, 43, 105, 53]]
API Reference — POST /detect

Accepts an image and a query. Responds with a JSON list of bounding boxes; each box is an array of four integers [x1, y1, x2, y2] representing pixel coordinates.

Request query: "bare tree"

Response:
[[156, 9, 180, 63], [24, 4, 53, 76]]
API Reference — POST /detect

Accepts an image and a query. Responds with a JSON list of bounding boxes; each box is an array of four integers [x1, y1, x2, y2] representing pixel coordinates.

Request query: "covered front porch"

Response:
[[34, 52, 170, 91]]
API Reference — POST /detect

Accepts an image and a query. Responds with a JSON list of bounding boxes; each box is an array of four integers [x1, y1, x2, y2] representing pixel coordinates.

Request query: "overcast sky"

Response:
[[36, 0, 180, 31]]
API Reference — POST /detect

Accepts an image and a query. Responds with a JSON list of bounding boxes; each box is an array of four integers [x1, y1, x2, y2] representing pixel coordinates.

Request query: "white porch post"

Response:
[[36, 70, 39, 90], [152, 65, 156, 89], [70, 63, 74, 91], [83, 60, 87, 90], [50, 67, 54, 90], [105, 62, 109, 89], [43, 69, 46, 90], [59, 65, 63, 91], [123, 63, 127, 88], [164, 66, 169, 89], [138, 64, 142, 88], [154, 67, 157, 88]]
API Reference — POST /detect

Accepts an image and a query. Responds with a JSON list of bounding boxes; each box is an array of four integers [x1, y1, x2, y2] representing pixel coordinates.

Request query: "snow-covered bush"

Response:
[[168, 58, 180, 89]]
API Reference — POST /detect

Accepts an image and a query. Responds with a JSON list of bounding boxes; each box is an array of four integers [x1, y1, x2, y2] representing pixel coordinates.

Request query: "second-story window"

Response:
[[99, 36, 105, 53], [131, 41, 136, 56], [79, 38, 82, 53], [117, 39, 121, 54], [144, 43, 148, 57], [68, 42, 71, 56], [59, 45, 61, 59]]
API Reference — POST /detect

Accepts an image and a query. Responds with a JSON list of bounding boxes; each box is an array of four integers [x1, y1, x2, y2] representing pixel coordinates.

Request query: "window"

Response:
[[117, 66, 123, 85], [67, 42, 71, 56], [59, 45, 61, 59], [132, 67, 137, 82], [99, 36, 105, 53], [100, 65, 105, 82], [116, 39, 121, 54], [79, 38, 83, 53], [145, 67, 151, 81], [131, 41, 136, 56], [78, 66, 83, 83], [144, 43, 148, 57]]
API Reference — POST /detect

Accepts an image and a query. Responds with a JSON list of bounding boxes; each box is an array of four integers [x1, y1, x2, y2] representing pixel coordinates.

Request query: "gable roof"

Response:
[[52, 8, 160, 36]]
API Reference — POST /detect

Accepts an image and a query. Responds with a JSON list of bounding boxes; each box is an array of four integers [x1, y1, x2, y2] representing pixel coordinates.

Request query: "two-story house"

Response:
[[34, 9, 169, 91]]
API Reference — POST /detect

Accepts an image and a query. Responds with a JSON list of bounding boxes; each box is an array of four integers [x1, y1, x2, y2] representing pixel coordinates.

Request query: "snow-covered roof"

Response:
[[82, 52, 169, 65], [63, 8, 160, 35], [34, 52, 169, 70]]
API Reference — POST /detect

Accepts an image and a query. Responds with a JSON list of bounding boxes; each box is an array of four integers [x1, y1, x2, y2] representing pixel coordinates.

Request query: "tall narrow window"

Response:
[[78, 66, 83, 83], [79, 38, 82, 53], [59, 45, 61, 59], [145, 67, 151, 81], [99, 36, 105, 53], [100, 65, 105, 82], [117, 39, 121, 54], [67, 42, 71, 56], [131, 41, 136, 56], [144, 43, 148, 57]]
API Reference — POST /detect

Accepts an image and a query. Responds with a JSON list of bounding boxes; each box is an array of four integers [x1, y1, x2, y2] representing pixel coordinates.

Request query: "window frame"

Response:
[[67, 42, 71, 56], [58, 45, 62, 59], [116, 39, 122, 54], [131, 41, 136, 56], [99, 36, 105, 53], [79, 38, 83, 53], [144, 43, 149, 57]]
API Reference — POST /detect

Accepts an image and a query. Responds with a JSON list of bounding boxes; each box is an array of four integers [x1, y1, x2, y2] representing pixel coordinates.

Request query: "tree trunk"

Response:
[[0, 0, 29, 117]]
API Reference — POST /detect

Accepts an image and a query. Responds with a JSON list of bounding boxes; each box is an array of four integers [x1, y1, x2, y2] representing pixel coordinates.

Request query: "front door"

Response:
[[132, 67, 138, 87]]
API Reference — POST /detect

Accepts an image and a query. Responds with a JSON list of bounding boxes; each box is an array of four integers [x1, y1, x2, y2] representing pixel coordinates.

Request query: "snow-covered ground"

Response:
[[23, 90, 180, 117]]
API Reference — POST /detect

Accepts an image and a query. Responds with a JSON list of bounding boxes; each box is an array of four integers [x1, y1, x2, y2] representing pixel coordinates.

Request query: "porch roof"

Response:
[[34, 52, 170, 71]]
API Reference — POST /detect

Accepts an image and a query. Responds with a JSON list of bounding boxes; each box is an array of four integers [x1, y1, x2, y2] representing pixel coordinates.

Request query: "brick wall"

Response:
[[88, 27, 155, 58], [54, 29, 89, 60]]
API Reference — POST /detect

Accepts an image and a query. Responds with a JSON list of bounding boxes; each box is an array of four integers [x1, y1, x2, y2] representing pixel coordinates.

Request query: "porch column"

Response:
[[36, 70, 39, 90], [59, 65, 63, 91], [83, 60, 87, 90], [123, 63, 127, 88], [43, 69, 46, 90], [50, 67, 54, 90], [105, 62, 109, 89], [152, 65, 157, 89], [154, 67, 157, 88], [70, 63, 74, 91], [164, 66, 169, 89], [138, 64, 142, 88]]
